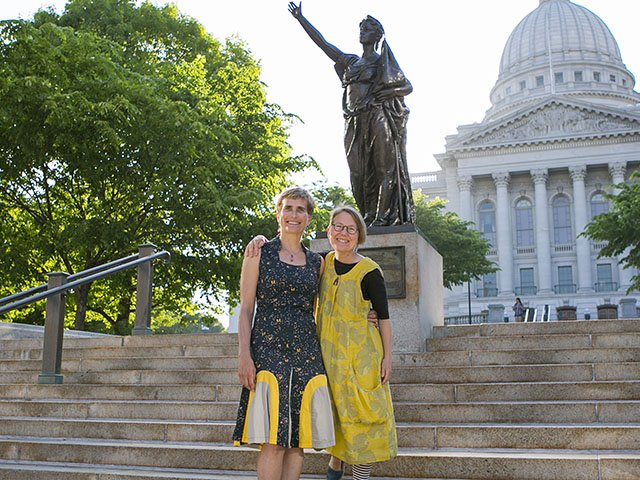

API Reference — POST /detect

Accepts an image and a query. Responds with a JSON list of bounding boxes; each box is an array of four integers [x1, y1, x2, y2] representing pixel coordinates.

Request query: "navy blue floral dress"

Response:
[[233, 238, 335, 449]]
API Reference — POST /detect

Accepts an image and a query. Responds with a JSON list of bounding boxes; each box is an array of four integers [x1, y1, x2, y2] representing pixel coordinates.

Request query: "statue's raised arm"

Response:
[[288, 2, 344, 63]]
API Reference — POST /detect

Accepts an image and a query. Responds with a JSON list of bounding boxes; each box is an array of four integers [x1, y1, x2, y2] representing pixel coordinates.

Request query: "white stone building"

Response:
[[412, 0, 640, 321]]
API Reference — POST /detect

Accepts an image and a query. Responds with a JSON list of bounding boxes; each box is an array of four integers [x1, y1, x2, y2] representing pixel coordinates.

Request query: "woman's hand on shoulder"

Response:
[[238, 352, 256, 391], [380, 355, 392, 384], [244, 235, 268, 258]]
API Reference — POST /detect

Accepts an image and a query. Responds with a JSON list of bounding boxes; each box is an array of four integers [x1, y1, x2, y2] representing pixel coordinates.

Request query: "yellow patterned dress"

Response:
[[315, 251, 397, 464]]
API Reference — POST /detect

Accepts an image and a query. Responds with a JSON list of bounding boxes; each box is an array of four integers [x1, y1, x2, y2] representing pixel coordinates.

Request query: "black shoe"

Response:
[[326, 461, 344, 480]]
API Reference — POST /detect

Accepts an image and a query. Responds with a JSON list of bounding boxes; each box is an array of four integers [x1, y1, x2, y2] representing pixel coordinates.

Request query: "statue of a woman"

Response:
[[289, 2, 414, 227]]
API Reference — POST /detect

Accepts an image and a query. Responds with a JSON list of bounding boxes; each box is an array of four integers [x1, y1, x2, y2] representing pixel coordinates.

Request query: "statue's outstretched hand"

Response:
[[288, 2, 302, 19]]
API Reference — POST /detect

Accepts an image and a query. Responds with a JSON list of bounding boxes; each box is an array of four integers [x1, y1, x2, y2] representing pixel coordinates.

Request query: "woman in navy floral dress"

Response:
[[233, 187, 334, 480]]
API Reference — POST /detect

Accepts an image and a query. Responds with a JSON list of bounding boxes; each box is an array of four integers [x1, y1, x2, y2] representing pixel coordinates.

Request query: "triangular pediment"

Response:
[[450, 98, 640, 151]]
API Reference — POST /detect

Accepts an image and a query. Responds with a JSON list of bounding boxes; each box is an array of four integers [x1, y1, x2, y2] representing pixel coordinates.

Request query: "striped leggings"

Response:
[[351, 463, 372, 480]]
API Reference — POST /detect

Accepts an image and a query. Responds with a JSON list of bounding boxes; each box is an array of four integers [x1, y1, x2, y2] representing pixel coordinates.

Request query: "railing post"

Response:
[[132, 244, 156, 335], [38, 272, 69, 385]]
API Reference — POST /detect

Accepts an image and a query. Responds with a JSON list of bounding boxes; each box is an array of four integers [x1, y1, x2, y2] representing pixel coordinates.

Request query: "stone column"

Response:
[[609, 162, 627, 194], [457, 175, 473, 222], [569, 165, 593, 293], [609, 162, 633, 290], [531, 169, 552, 294], [443, 158, 460, 214], [449, 173, 471, 300], [492, 172, 513, 296]]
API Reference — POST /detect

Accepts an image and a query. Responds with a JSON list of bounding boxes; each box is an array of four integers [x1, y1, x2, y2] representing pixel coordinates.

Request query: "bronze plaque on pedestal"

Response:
[[359, 246, 406, 299]]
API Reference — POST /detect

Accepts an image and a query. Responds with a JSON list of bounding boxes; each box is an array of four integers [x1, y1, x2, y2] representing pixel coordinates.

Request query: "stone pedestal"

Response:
[[556, 305, 577, 320], [597, 304, 618, 319], [487, 304, 505, 323], [311, 224, 443, 352], [619, 298, 638, 319]]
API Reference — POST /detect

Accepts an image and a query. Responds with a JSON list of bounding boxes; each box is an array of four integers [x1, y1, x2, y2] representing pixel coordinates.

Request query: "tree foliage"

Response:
[[413, 191, 497, 288], [583, 173, 640, 292], [0, 0, 311, 332], [306, 182, 356, 238]]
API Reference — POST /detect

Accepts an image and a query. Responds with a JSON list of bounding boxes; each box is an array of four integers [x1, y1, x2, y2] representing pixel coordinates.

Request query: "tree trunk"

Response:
[[74, 283, 92, 331], [114, 293, 133, 335]]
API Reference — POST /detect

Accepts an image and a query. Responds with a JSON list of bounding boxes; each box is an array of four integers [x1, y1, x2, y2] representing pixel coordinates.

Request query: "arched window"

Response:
[[552, 196, 572, 245], [590, 192, 609, 217], [515, 198, 534, 247], [478, 200, 496, 248]]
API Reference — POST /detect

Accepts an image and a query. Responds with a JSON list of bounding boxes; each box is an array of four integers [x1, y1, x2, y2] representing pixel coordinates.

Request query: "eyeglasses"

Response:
[[331, 223, 358, 235]]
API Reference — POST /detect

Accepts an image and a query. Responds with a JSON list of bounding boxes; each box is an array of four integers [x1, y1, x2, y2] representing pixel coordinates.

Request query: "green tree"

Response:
[[0, 1, 311, 332], [414, 191, 497, 288], [583, 173, 640, 292], [306, 182, 355, 239], [152, 310, 226, 335]]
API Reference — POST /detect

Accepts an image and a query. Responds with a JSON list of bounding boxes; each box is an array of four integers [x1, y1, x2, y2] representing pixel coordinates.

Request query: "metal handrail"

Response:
[[0, 253, 140, 309], [0, 245, 170, 385], [0, 284, 48, 308], [0, 251, 170, 316]]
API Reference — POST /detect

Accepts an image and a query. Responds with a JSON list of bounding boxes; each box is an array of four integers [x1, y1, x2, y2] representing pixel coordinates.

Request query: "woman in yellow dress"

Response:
[[316, 205, 397, 480]]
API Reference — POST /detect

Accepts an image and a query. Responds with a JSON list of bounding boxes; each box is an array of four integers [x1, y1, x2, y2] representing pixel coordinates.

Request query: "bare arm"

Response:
[[237, 253, 260, 391], [379, 319, 393, 384], [288, 2, 343, 63]]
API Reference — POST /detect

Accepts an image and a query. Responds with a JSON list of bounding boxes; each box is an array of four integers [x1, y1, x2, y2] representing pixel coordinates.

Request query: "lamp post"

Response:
[[468, 281, 472, 325]]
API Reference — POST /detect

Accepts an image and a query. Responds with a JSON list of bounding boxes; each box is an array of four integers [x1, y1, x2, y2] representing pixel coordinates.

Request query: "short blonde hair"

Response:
[[328, 205, 367, 244], [275, 187, 315, 215]]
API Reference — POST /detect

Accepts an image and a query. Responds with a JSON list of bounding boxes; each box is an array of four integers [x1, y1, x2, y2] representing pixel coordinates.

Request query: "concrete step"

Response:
[[0, 383, 237, 402], [3, 345, 639, 372], [0, 460, 468, 480], [3, 380, 639, 404], [2, 416, 639, 450], [0, 355, 239, 372], [0, 399, 238, 420], [393, 364, 596, 383], [428, 332, 640, 352], [393, 401, 640, 424], [391, 380, 640, 402], [0, 439, 638, 479], [0, 333, 238, 350], [0, 361, 636, 386], [1, 380, 638, 404], [0, 368, 240, 385], [394, 362, 637, 383], [397, 347, 640, 367], [0, 398, 638, 424], [0, 343, 239, 360], [432, 319, 640, 339]]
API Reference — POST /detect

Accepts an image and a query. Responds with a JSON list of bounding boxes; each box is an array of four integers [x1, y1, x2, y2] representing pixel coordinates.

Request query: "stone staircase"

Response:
[[0, 319, 639, 479]]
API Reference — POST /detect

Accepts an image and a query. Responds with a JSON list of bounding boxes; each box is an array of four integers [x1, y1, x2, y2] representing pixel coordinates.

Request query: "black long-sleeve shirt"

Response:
[[334, 258, 390, 320]]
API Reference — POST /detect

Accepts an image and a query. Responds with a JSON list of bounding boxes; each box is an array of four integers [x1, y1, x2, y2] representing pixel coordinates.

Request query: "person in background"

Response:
[[513, 297, 525, 322], [232, 187, 334, 480]]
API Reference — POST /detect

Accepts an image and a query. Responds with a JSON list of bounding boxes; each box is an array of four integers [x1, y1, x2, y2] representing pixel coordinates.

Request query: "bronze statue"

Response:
[[289, 2, 415, 227]]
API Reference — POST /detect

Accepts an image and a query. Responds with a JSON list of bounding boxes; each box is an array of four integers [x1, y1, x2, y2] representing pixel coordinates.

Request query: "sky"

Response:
[[2, 0, 640, 190]]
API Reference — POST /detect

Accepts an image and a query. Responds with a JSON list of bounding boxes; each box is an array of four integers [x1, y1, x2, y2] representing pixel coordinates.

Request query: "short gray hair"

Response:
[[275, 187, 315, 215], [328, 205, 367, 244]]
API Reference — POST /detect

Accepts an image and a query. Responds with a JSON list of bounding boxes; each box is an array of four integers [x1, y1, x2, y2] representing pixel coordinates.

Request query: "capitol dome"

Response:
[[485, 0, 640, 121]]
